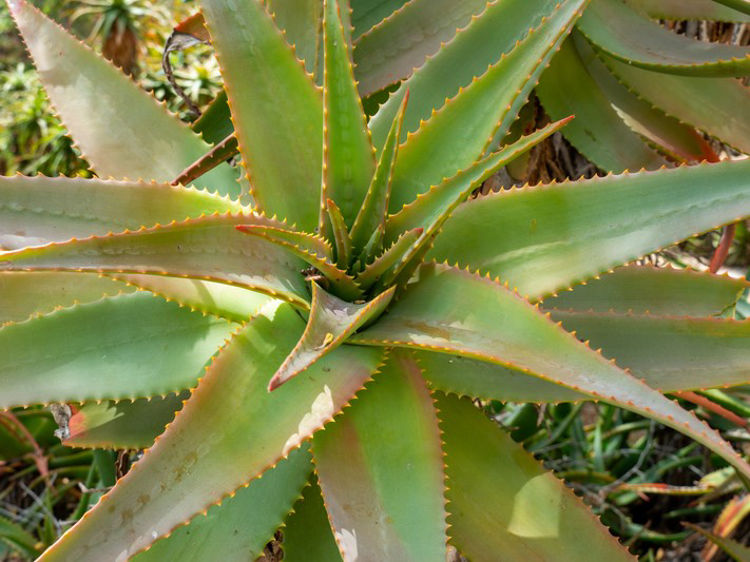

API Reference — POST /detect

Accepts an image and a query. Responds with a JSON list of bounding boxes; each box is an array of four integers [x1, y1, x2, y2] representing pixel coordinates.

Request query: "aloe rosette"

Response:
[[2, 0, 750, 560]]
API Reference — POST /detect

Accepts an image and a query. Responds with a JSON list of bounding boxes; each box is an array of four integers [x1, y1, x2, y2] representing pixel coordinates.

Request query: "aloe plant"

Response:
[[2, 0, 750, 560]]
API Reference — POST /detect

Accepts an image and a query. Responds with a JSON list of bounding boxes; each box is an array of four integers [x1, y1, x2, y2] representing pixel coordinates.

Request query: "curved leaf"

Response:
[[0, 214, 311, 309], [134, 446, 312, 562], [352, 0, 488, 96], [387, 0, 587, 210], [536, 39, 667, 172], [430, 159, 750, 300], [0, 175, 243, 251], [352, 264, 750, 479], [624, 0, 750, 21], [0, 293, 234, 407], [37, 302, 383, 562], [6, 0, 239, 197], [202, 0, 322, 230], [578, 0, 750, 77], [601, 52, 750, 153], [542, 266, 748, 316], [313, 351, 446, 561], [438, 394, 634, 562], [268, 283, 394, 390]]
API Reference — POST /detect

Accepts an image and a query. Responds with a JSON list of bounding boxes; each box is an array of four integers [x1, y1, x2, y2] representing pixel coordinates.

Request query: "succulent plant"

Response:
[[1, 0, 750, 560]]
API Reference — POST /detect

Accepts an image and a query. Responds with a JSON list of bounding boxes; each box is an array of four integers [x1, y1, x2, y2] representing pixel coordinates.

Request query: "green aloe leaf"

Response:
[[66, 394, 188, 449], [6, 0, 239, 197], [321, 0, 375, 228], [235, 224, 333, 262], [313, 351, 446, 561], [430, 159, 750, 300], [282, 479, 342, 562], [713, 0, 750, 16], [269, 283, 394, 390], [536, 39, 667, 172], [387, 0, 587, 210], [202, 0, 323, 230], [0, 293, 234, 407], [368, 0, 562, 152], [0, 175, 243, 251], [578, 0, 750, 77], [134, 446, 313, 562], [356, 228, 422, 290], [570, 34, 716, 163], [551, 310, 750, 392], [37, 303, 383, 561], [172, 134, 239, 188], [0, 271, 132, 325], [542, 266, 748, 316], [192, 90, 233, 145], [624, 0, 750, 21], [600, 52, 750, 153], [350, 91, 408, 256], [0, 214, 311, 309], [351, 264, 750, 479], [350, 0, 408, 37], [438, 394, 634, 561], [352, 0, 488, 96], [325, 199, 353, 267], [106, 275, 272, 323], [235, 223, 361, 301], [267, 0, 322, 76]]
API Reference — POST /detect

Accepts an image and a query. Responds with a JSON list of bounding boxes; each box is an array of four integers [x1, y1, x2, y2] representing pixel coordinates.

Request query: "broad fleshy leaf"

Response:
[[624, 0, 750, 21], [368, 0, 563, 151], [0, 293, 234, 407], [202, 0, 323, 230], [578, 0, 750, 77], [351, 264, 750, 479], [543, 266, 748, 316], [37, 303, 383, 561], [430, 159, 750, 300], [267, 0, 323, 76], [352, 0, 488, 96], [601, 52, 750, 153], [552, 310, 750, 391], [282, 479, 343, 562], [0, 214, 311, 309], [269, 283, 394, 390], [107, 274, 272, 323], [438, 394, 635, 561], [350, 0, 408, 37], [0, 175, 243, 251], [536, 39, 667, 172], [134, 446, 313, 562], [313, 351, 446, 561], [386, 0, 587, 209], [7, 0, 239, 197], [66, 394, 188, 449], [356, 228, 421, 289], [0, 271, 131, 325], [321, 0, 375, 228]]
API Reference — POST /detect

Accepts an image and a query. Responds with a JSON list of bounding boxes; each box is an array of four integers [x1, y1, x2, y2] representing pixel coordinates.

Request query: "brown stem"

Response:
[[708, 223, 737, 274]]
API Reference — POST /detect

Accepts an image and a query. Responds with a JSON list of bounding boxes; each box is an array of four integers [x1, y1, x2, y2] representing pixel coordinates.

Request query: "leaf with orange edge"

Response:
[[351, 264, 750, 479], [313, 350, 446, 561], [36, 302, 383, 562], [0, 214, 311, 309], [6, 0, 239, 197]]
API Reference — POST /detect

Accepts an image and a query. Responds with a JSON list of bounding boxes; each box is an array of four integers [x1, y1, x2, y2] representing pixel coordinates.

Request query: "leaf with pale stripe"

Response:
[[351, 264, 750, 478], [313, 351, 446, 561], [430, 159, 750, 300], [36, 302, 383, 561]]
